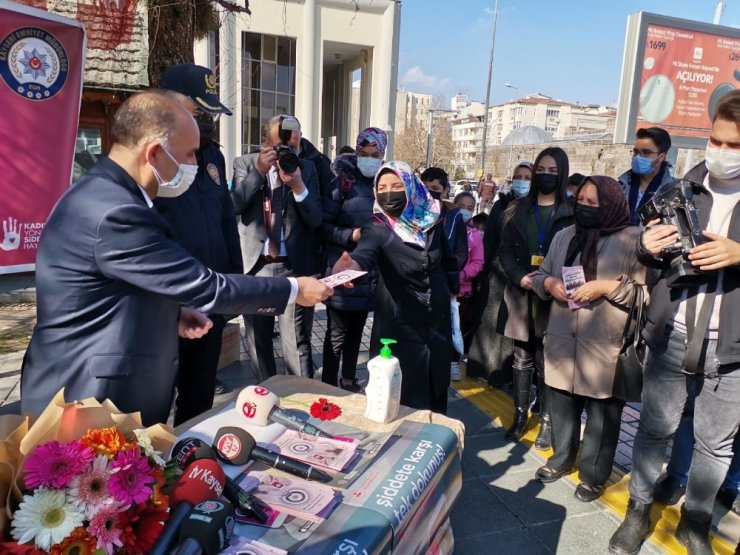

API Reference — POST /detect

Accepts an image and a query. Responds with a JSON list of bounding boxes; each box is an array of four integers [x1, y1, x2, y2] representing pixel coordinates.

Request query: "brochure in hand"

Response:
[[562, 265, 588, 310]]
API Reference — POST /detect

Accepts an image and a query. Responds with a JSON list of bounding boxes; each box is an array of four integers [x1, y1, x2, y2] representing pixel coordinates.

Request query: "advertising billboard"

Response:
[[615, 12, 740, 149], [0, 1, 85, 273]]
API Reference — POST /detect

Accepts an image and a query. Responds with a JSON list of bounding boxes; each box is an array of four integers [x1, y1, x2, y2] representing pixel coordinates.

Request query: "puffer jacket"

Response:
[[320, 154, 378, 312]]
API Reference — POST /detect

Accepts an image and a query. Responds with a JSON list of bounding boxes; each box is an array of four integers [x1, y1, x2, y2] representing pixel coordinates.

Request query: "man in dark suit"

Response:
[[232, 115, 323, 380], [156, 63, 242, 425], [20, 92, 332, 426]]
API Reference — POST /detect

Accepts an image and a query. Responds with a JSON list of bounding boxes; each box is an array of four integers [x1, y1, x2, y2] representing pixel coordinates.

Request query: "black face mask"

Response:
[[197, 116, 215, 149], [574, 204, 601, 228], [428, 190, 442, 200], [532, 173, 559, 195], [377, 191, 407, 218]]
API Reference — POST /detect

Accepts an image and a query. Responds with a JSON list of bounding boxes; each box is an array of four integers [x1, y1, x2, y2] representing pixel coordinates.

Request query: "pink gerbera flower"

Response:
[[108, 448, 154, 505], [86, 502, 126, 555], [23, 440, 94, 490], [68, 455, 112, 518]]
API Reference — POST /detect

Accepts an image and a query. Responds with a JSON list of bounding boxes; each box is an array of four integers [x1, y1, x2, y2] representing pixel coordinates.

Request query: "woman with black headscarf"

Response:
[[531, 176, 647, 502]]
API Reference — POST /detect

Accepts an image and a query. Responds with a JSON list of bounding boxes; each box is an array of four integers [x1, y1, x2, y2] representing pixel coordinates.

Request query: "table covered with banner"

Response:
[[175, 375, 465, 555]]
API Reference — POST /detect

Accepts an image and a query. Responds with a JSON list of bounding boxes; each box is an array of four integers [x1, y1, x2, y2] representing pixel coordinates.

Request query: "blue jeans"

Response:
[[629, 329, 740, 514], [666, 387, 740, 490]]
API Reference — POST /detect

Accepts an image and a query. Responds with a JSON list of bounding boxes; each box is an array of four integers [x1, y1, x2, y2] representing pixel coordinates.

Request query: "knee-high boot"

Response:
[[505, 368, 533, 442], [535, 380, 552, 450]]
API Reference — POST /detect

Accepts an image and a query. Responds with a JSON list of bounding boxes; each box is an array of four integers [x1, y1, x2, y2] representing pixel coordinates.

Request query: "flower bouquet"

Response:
[[0, 390, 178, 554], [8, 427, 169, 554]]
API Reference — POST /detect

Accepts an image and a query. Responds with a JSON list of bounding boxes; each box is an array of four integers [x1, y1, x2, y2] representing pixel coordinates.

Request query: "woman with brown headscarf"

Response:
[[530, 176, 647, 502]]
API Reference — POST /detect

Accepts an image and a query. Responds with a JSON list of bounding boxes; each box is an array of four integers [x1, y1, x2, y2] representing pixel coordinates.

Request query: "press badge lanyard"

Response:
[[531, 203, 554, 266]]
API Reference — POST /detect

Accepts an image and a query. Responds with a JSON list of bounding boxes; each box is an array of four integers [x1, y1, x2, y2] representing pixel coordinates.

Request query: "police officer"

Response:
[[157, 64, 243, 425]]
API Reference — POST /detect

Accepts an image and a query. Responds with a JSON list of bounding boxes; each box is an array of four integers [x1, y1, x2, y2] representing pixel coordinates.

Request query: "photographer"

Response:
[[610, 91, 740, 555], [232, 115, 323, 381]]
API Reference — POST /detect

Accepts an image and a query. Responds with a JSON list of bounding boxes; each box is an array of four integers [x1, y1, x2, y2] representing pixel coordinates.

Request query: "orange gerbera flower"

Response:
[[49, 527, 97, 555], [80, 426, 130, 458]]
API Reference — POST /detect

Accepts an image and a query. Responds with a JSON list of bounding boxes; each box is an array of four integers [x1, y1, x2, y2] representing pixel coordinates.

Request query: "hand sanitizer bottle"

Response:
[[364, 338, 402, 424]]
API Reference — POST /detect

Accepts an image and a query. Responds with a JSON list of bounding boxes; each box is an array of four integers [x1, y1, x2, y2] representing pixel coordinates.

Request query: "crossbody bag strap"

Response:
[[684, 280, 718, 374]]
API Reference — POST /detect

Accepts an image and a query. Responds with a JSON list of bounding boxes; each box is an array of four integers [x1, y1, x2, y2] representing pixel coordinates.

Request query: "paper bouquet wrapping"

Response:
[[0, 389, 177, 553]]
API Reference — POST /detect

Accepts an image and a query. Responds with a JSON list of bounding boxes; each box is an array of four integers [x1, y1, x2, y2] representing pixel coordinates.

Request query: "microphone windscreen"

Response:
[[235, 385, 279, 427], [212, 426, 256, 466], [177, 499, 235, 555], [170, 459, 225, 507], [170, 437, 216, 470]]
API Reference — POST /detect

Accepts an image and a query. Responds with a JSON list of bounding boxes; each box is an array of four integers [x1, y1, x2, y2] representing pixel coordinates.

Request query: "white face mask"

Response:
[[357, 156, 383, 178], [705, 143, 740, 181], [458, 208, 473, 223], [152, 147, 198, 198]]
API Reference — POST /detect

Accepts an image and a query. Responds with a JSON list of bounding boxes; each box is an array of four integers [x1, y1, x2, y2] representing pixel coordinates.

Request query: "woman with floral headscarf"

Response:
[[530, 176, 647, 502], [332, 161, 460, 413], [320, 127, 387, 392]]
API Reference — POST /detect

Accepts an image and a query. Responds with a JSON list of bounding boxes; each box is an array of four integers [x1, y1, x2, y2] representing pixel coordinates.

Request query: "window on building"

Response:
[[513, 121, 522, 130], [545, 125, 557, 133], [241, 32, 296, 154], [546, 108, 560, 119]]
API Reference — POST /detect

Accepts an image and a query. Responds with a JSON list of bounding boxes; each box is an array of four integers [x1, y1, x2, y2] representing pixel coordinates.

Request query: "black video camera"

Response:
[[638, 179, 708, 287], [275, 115, 300, 174]]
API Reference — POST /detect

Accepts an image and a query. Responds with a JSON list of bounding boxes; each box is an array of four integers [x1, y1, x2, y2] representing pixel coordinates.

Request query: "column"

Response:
[[370, 2, 401, 157], [297, 0, 321, 142]]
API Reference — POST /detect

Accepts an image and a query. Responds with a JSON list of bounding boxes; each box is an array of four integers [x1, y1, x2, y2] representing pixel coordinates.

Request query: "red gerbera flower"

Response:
[[117, 504, 170, 555], [310, 398, 341, 421]]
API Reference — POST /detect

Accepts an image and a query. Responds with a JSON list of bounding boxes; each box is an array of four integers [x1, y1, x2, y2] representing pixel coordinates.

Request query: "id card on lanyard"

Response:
[[531, 203, 554, 267]]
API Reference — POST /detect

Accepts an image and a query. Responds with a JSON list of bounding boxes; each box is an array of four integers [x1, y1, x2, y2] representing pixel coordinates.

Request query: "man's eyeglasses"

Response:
[[631, 148, 659, 157]]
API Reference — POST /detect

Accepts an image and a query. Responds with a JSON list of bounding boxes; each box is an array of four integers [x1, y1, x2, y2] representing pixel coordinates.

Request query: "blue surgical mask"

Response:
[[511, 179, 531, 198], [357, 156, 383, 178], [631, 155, 655, 176]]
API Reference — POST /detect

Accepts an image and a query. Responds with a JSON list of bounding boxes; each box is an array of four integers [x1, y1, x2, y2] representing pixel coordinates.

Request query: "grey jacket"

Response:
[[21, 157, 292, 425], [231, 154, 323, 276]]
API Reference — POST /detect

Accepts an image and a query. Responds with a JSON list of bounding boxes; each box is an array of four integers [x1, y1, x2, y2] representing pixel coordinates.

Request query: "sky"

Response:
[[397, 0, 740, 108]]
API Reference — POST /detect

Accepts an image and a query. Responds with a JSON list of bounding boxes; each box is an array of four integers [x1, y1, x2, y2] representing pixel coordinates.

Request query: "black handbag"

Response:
[[613, 285, 646, 402]]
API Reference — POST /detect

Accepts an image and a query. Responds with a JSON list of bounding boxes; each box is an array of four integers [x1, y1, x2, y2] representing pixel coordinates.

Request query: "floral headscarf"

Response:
[[356, 127, 388, 156], [373, 160, 441, 247]]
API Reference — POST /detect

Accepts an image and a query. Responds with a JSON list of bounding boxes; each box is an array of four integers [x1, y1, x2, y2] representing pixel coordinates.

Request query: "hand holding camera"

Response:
[[642, 218, 679, 257], [255, 146, 277, 176], [688, 231, 740, 271]]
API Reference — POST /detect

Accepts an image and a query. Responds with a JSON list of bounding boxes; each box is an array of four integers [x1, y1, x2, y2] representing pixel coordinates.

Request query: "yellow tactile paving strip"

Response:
[[452, 377, 736, 555]]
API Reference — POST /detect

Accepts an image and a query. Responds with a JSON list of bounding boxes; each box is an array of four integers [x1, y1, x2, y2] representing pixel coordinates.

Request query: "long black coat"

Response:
[[320, 155, 377, 312], [466, 193, 515, 384], [498, 199, 573, 341], [350, 215, 459, 413]]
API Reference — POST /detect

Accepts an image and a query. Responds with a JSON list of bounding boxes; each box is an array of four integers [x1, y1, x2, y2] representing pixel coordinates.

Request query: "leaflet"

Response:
[[562, 265, 588, 310], [319, 269, 367, 288], [240, 470, 339, 523], [268, 429, 358, 472]]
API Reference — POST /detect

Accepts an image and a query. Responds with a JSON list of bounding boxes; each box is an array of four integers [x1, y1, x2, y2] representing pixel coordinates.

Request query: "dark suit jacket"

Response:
[[21, 157, 292, 425], [231, 154, 323, 276]]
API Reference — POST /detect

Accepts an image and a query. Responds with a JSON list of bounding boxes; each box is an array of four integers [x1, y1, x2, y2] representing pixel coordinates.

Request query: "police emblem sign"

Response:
[[0, 2, 84, 273]]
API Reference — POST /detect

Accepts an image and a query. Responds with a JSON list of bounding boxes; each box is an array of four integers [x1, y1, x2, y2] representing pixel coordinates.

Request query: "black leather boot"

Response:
[[675, 504, 713, 555], [534, 383, 552, 450], [505, 368, 533, 442], [608, 499, 652, 555]]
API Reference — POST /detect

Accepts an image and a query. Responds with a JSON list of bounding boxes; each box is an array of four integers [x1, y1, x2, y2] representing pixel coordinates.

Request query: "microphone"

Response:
[[236, 385, 333, 438], [171, 437, 268, 523], [216, 426, 332, 483], [150, 458, 226, 555], [174, 499, 235, 555]]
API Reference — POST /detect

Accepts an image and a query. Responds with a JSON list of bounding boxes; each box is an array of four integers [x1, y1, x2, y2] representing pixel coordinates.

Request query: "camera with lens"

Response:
[[274, 115, 301, 174], [638, 179, 708, 287]]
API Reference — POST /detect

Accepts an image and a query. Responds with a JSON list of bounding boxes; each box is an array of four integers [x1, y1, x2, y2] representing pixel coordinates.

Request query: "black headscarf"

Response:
[[564, 176, 630, 281]]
